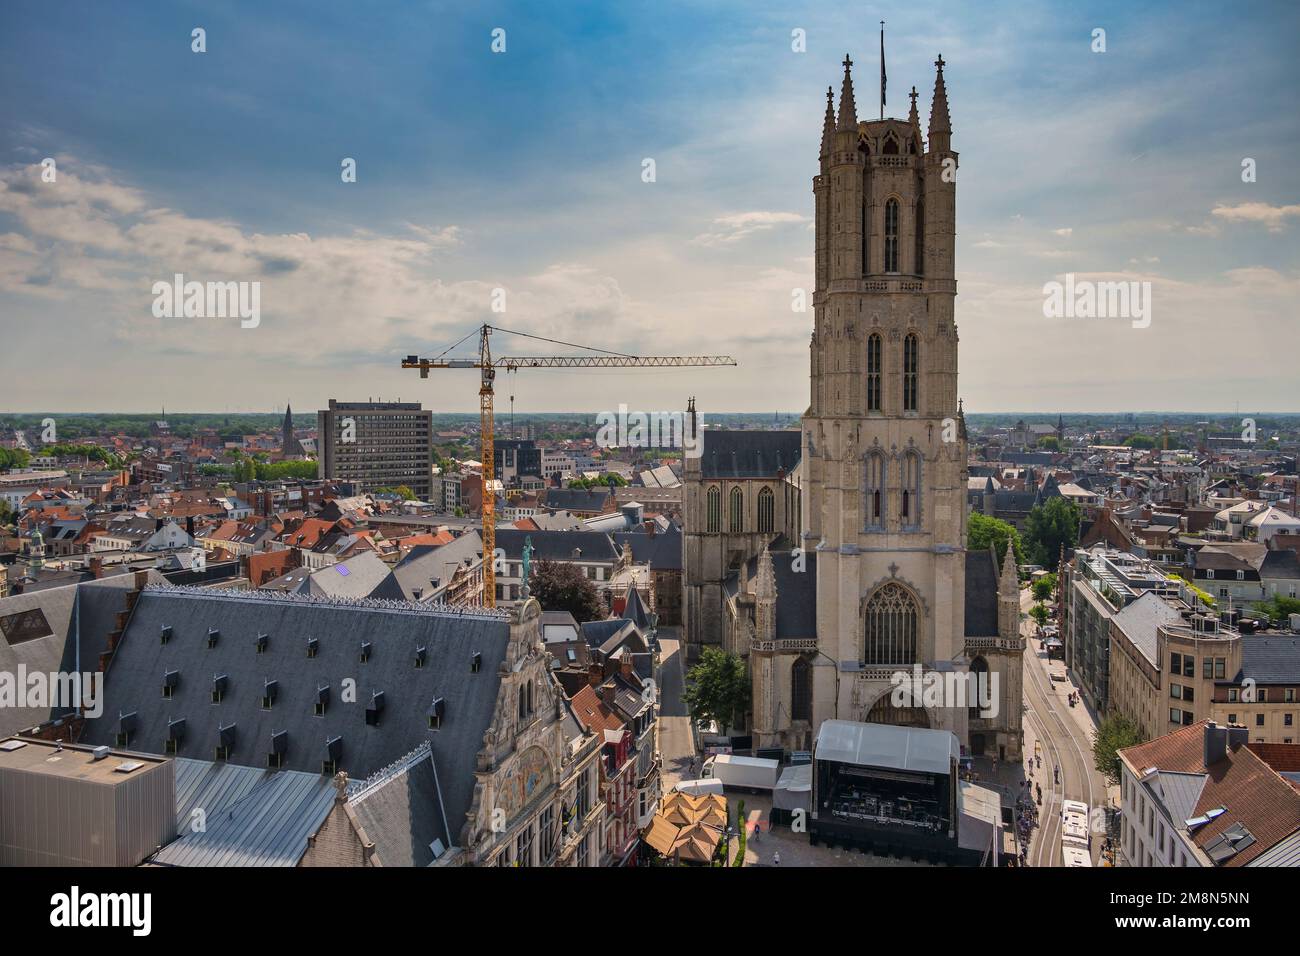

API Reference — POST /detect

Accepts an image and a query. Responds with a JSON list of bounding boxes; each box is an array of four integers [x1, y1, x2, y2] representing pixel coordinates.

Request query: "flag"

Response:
[[880, 23, 887, 118]]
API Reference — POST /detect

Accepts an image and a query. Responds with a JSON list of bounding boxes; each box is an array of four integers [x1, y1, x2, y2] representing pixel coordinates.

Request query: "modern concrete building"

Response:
[[316, 400, 433, 501]]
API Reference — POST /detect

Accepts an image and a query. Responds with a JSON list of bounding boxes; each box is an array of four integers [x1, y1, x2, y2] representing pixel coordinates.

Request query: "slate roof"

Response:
[[494, 529, 620, 563], [612, 524, 683, 571], [725, 550, 818, 639], [1239, 636, 1300, 684], [369, 531, 484, 602], [347, 743, 449, 866], [964, 549, 1000, 638], [80, 585, 512, 845], [1260, 549, 1300, 581], [699, 429, 801, 479]]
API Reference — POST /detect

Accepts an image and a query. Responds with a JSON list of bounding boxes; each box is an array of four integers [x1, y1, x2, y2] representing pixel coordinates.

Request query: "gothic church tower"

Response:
[[803, 54, 973, 739]]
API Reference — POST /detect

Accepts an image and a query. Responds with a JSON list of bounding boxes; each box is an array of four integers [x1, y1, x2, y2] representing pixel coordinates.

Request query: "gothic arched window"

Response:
[[706, 486, 721, 533], [729, 486, 744, 533], [862, 583, 919, 666], [884, 198, 900, 273], [791, 657, 812, 722], [902, 451, 922, 527], [914, 198, 925, 275], [866, 333, 882, 412], [903, 332, 919, 412], [757, 486, 774, 534], [863, 451, 886, 530], [861, 200, 869, 276]]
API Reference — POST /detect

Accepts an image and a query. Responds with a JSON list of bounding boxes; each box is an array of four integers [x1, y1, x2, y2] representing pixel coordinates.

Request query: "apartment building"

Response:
[[316, 400, 433, 501]]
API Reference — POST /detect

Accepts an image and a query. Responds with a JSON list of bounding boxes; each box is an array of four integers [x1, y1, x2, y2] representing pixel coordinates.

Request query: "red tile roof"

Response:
[[1120, 720, 1300, 866], [570, 684, 625, 736]]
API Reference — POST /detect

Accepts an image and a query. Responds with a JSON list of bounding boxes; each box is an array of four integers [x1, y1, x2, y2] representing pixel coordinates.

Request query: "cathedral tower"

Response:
[[803, 54, 972, 739]]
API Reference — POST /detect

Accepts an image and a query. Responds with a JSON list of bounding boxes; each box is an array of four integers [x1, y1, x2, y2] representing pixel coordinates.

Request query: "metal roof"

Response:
[[814, 719, 960, 775]]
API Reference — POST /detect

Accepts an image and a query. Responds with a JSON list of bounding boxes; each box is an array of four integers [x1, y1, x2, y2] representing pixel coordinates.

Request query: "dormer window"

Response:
[[307, 637, 319, 658], [366, 691, 386, 726], [163, 669, 179, 699], [471, 651, 482, 674], [262, 679, 279, 710], [428, 697, 445, 730], [314, 684, 329, 716], [160, 624, 173, 646], [207, 627, 220, 649], [115, 711, 137, 748], [256, 633, 269, 654], [323, 736, 342, 775], [414, 646, 426, 669], [269, 730, 287, 768], [211, 673, 228, 704], [359, 641, 372, 664], [216, 723, 236, 760], [166, 717, 185, 755]]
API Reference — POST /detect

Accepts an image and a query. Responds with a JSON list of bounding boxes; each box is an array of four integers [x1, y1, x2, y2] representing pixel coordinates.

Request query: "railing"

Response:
[[751, 637, 819, 653]]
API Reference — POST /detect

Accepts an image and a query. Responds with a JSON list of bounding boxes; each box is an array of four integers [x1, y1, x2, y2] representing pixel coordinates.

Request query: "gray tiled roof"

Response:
[[612, 524, 683, 571], [964, 549, 999, 638], [727, 550, 818, 639], [699, 430, 801, 479], [494, 529, 619, 563], [1240, 636, 1300, 684], [349, 744, 449, 866], [80, 585, 511, 844], [1112, 592, 1184, 668]]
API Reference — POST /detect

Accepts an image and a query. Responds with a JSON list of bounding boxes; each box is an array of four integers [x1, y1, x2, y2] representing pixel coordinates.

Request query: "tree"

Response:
[[1254, 595, 1300, 621], [1037, 435, 1061, 452], [376, 485, 416, 500], [967, 511, 1023, 566], [528, 559, 603, 622], [1031, 574, 1056, 603], [1030, 603, 1049, 627], [1123, 433, 1157, 449], [1023, 497, 1080, 570], [1093, 713, 1143, 785], [682, 647, 750, 732]]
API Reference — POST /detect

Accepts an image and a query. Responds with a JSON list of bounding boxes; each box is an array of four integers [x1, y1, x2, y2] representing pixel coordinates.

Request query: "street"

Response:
[[1019, 588, 1112, 866]]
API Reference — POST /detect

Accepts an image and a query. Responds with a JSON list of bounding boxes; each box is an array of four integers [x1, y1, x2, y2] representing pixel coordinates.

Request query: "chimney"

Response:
[[601, 683, 617, 710], [1203, 721, 1229, 767], [89, 556, 103, 579], [588, 662, 604, 688], [620, 656, 633, 680], [1226, 723, 1249, 752]]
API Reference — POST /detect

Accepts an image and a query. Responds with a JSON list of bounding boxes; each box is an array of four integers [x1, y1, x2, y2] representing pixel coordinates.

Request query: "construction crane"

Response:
[[403, 323, 735, 607]]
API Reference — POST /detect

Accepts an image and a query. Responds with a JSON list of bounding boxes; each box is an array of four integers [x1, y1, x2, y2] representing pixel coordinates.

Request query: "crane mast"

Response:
[[403, 323, 735, 608]]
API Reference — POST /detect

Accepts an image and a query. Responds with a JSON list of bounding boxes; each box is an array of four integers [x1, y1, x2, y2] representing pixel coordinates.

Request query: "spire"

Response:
[[908, 85, 920, 130], [1000, 538, 1018, 591], [957, 397, 968, 441], [820, 86, 835, 155], [928, 54, 951, 151], [837, 54, 857, 131]]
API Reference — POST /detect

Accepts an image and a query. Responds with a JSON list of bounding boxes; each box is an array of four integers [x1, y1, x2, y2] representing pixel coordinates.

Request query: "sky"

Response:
[[1, 0, 1297, 416]]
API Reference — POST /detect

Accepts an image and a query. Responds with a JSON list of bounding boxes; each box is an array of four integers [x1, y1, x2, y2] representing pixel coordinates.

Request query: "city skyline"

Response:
[[2, 1, 1298, 413]]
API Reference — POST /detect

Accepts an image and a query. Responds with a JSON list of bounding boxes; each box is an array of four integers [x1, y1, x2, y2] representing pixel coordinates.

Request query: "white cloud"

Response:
[[1211, 202, 1300, 232]]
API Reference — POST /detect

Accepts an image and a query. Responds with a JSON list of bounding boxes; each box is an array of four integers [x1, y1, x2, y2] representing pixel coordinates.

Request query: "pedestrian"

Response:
[[753, 819, 761, 843], [773, 850, 781, 867]]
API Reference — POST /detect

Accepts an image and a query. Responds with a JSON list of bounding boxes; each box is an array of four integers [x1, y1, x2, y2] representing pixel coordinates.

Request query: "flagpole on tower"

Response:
[[880, 20, 886, 120]]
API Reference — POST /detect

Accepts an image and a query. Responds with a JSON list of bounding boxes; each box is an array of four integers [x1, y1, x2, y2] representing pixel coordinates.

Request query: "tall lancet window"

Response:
[[791, 657, 812, 722], [729, 486, 744, 533], [861, 201, 869, 276], [884, 198, 900, 273], [863, 451, 886, 530], [866, 333, 882, 412], [757, 486, 774, 534], [862, 583, 918, 666], [706, 486, 721, 533], [903, 332, 919, 412], [914, 198, 925, 276], [901, 451, 923, 528]]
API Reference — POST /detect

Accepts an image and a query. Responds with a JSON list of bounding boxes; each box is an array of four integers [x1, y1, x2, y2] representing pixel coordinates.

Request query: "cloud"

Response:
[[690, 211, 808, 247], [1211, 202, 1300, 232]]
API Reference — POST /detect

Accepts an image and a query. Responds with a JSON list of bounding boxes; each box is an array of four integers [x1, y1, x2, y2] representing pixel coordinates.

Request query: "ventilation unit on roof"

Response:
[[91, 744, 110, 761], [114, 761, 144, 773]]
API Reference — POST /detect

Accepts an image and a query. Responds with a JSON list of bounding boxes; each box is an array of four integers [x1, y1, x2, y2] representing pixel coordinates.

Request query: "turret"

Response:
[[754, 547, 778, 643]]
